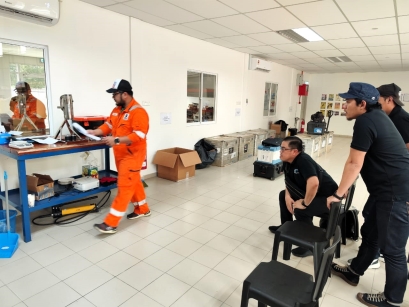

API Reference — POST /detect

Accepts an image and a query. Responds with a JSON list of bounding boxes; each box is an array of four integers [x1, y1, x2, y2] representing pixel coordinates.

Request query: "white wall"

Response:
[[306, 72, 409, 136], [0, 0, 300, 189]]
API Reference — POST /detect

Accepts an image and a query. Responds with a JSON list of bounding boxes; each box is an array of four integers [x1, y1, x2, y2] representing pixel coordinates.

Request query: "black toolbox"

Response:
[[253, 160, 283, 180]]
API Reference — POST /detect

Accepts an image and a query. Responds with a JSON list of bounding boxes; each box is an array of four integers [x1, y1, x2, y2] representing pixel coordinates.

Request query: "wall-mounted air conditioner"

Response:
[[250, 58, 272, 72], [0, 0, 59, 26]]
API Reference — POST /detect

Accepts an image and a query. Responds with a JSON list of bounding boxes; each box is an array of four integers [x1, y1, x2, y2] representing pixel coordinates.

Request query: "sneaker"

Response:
[[291, 247, 313, 258], [357, 292, 398, 307], [127, 211, 151, 220], [331, 263, 359, 286], [347, 258, 380, 269], [268, 225, 281, 233], [94, 222, 117, 234]]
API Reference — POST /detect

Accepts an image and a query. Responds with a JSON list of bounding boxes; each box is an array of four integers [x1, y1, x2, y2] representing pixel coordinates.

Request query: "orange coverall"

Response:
[[99, 99, 150, 227], [10, 95, 47, 129]]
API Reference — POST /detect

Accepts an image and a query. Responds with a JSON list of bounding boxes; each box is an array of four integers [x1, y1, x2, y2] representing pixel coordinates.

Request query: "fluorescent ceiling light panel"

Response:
[[292, 28, 323, 42]]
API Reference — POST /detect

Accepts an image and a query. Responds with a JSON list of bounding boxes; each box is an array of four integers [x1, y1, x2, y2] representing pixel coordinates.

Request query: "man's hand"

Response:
[[103, 136, 116, 147], [285, 196, 294, 214], [326, 195, 338, 209], [293, 199, 306, 210]]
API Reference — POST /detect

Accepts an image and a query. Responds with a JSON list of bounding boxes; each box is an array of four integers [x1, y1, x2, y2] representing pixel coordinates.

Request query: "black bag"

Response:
[[345, 209, 360, 241], [262, 137, 282, 147], [194, 139, 217, 169], [253, 161, 283, 180]]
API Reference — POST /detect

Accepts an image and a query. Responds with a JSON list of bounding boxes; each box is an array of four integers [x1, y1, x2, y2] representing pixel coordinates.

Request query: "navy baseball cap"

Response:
[[339, 82, 380, 105], [106, 79, 132, 93]]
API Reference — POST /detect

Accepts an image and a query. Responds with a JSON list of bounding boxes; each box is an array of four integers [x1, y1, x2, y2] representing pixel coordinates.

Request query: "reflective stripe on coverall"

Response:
[[99, 99, 150, 227]]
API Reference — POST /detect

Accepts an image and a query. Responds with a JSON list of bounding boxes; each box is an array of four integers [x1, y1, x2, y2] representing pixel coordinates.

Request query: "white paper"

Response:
[[160, 113, 172, 125], [9, 131, 23, 136], [72, 123, 101, 140], [30, 137, 59, 145]]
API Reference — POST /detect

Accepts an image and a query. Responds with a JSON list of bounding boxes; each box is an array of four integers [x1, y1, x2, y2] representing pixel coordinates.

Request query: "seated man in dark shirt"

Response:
[[268, 136, 338, 257]]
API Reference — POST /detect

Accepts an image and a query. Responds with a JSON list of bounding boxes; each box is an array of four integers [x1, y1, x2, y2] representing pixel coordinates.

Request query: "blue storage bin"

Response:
[[0, 133, 11, 145], [0, 210, 17, 233]]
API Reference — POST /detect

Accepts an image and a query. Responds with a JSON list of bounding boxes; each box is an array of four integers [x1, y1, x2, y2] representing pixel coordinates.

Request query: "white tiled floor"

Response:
[[2, 136, 409, 306]]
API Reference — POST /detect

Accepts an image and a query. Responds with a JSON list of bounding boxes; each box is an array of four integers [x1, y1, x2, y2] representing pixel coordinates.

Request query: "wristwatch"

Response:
[[114, 137, 120, 145], [301, 200, 308, 207], [332, 192, 344, 200]]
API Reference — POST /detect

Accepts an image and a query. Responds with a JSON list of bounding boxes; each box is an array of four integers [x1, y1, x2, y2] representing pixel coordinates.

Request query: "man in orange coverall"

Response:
[[10, 81, 47, 130], [88, 79, 151, 234]]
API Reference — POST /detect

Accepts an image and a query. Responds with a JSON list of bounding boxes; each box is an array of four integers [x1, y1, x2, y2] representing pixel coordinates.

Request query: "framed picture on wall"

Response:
[[328, 94, 334, 101], [341, 112, 346, 116], [327, 102, 333, 109], [320, 102, 326, 109], [334, 102, 341, 109], [321, 94, 327, 100], [335, 94, 341, 101], [320, 109, 326, 115], [334, 111, 340, 116]]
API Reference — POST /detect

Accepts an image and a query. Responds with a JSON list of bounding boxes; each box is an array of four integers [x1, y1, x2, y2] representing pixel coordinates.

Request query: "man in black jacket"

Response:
[[268, 136, 338, 257], [329, 82, 409, 307]]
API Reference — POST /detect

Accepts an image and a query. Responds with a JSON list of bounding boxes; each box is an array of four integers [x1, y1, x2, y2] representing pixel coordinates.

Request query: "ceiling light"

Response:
[[292, 28, 323, 42], [20, 46, 26, 54], [326, 56, 352, 63]]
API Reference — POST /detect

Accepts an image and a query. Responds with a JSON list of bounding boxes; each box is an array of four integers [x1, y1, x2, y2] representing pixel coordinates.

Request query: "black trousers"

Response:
[[279, 190, 329, 226]]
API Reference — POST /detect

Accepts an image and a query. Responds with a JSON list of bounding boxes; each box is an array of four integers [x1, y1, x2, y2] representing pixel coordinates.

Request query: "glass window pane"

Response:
[[264, 83, 271, 116], [270, 84, 278, 116], [0, 41, 50, 136], [202, 74, 215, 122], [187, 72, 200, 123]]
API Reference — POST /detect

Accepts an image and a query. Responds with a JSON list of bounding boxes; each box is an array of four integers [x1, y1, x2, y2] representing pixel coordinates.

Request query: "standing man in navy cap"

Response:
[[87, 79, 151, 234], [327, 82, 409, 307], [347, 83, 409, 268]]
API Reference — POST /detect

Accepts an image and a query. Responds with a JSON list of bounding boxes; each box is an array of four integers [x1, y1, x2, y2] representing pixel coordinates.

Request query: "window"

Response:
[[187, 71, 216, 124], [263, 82, 278, 116], [0, 39, 52, 137]]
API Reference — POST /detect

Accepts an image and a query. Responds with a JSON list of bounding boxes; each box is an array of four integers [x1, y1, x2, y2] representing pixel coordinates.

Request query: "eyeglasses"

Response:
[[112, 91, 123, 97], [280, 147, 293, 152]]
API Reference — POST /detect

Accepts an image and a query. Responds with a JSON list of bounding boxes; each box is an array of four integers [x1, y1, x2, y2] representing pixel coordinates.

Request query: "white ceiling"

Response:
[[81, 0, 409, 73]]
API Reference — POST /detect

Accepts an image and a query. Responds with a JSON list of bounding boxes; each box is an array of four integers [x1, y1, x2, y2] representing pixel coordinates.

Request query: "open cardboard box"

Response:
[[152, 147, 201, 182], [26, 173, 54, 200]]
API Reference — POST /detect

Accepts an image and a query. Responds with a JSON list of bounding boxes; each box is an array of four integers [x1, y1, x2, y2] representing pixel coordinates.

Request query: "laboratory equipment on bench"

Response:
[[326, 110, 333, 133], [8, 141, 34, 149], [307, 112, 326, 135], [54, 94, 82, 140], [73, 177, 100, 191]]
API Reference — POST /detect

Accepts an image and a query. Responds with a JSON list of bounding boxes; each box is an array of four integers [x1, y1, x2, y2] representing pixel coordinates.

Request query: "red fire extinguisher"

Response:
[[300, 119, 305, 133]]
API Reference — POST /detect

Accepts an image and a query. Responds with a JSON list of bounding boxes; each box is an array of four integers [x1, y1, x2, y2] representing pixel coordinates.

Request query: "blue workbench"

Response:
[[0, 140, 118, 242]]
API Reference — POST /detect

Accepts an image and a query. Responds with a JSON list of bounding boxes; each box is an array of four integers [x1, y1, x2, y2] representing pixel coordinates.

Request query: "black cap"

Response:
[[377, 83, 403, 106], [106, 79, 132, 93], [339, 82, 379, 105]]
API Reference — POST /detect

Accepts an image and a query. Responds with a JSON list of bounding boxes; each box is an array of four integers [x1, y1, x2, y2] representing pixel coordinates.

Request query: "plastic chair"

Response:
[[271, 200, 341, 278], [335, 178, 358, 258], [241, 227, 341, 307]]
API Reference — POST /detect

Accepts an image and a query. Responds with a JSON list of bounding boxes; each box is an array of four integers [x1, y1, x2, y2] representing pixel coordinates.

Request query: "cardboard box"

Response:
[[152, 148, 201, 182], [26, 173, 54, 200], [270, 123, 282, 136]]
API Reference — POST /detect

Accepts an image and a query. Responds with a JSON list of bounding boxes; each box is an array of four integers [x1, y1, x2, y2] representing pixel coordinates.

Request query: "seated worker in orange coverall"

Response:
[[9, 81, 47, 130], [88, 79, 151, 234]]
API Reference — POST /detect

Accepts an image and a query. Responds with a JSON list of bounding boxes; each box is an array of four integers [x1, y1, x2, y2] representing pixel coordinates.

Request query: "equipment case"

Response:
[[253, 161, 283, 181]]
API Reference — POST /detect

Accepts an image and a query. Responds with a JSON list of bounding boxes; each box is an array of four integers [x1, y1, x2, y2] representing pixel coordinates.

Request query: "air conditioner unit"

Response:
[[0, 0, 59, 26], [250, 58, 272, 72]]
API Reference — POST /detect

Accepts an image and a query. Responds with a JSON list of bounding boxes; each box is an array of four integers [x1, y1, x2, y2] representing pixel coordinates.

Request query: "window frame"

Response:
[[263, 82, 278, 117], [0, 38, 54, 135], [187, 69, 217, 126]]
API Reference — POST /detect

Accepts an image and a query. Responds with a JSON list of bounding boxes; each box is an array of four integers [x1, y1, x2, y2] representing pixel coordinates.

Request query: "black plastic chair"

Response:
[[335, 178, 358, 258], [272, 200, 341, 278], [241, 227, 341, 307]]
